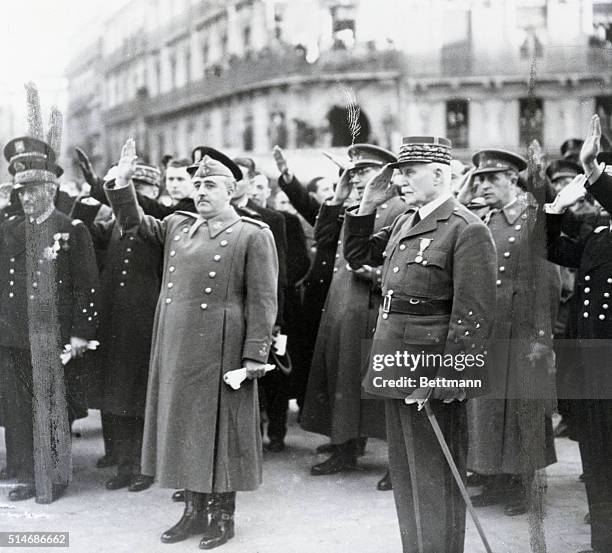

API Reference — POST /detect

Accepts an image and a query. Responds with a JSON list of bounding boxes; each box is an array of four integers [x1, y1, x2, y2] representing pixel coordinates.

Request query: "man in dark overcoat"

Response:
[[0, 137, 99, 501], [544, 115, 612, 553], [344, 136, 497, 553], [72, 162, 164, 492], [301, 145, 407, 484], [105, 139, 277, 549]]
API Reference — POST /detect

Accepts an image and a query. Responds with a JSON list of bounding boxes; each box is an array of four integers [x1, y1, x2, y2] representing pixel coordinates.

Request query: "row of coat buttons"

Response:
[[582, 275, 612, 320]]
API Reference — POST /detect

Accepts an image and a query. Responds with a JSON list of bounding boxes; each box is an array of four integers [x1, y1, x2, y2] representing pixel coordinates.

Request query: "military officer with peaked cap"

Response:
[[463, 148, 560, 515], [344, 136, 497, 552], [0, 137, 99, 501], [301, 144, 407, 484], [104, 139, 277, 549]]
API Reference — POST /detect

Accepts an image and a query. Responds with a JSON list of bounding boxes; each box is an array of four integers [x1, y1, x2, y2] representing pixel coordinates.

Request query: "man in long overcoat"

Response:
[[105, 139, 277, 549], [72, 162, 164, 492], [463, 149, 560, 516], [301, 144, 406, 483]]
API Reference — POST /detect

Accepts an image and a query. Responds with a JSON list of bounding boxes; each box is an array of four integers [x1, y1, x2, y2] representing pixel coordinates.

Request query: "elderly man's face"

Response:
[[193, 176, 233, 218], [18, 183, 56, 216], [399, 163, 439, 205]]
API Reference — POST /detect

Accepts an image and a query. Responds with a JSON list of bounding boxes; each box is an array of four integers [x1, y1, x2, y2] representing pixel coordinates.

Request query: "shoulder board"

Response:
[[451, 204, 477, 223], [71, 218, 83, 226], [174, 211, 198, 218], [594, 226, 608, 234], [241, 216, 269, 229], [8, 215, 18, 221]]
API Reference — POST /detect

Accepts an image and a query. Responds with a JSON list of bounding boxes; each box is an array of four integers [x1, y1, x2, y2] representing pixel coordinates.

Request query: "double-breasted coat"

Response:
[[467, 198, 560, 475], [106, 183, 278, 493], [71, 200, 163, 417], [301, 196, 407, 442]]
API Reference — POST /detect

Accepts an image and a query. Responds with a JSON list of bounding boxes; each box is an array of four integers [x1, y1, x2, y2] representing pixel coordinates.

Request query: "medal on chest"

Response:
[[414, 238, 432, 265]]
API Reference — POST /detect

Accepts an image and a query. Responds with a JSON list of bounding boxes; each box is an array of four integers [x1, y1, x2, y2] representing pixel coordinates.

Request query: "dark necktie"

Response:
[[410, 211, 421, 229]]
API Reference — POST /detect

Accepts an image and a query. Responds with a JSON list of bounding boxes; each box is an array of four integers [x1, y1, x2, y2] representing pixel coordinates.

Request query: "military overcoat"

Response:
[[106, 184, 278, 493], [301, 196, 407, 442]]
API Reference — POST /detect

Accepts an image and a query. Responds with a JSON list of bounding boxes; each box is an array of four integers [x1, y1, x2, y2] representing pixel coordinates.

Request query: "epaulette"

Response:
[[451, 203, 478, 223], [241, 216, 269, 229], [594, 226, 608, 234], [71, 218, 83, 226], [174, 211, 198, 218]]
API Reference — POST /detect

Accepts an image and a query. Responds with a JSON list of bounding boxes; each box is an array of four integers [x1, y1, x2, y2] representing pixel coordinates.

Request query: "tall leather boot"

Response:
[[199, 492, 235, 549], [161, 490, 210, 544], [311, 440, 358, 475]]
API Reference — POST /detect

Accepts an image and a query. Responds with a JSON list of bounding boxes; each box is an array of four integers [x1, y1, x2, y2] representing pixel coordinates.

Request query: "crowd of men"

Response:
[[0, 111, 611, 553]]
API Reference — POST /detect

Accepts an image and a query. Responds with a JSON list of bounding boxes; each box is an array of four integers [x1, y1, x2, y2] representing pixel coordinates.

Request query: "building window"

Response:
[[596, 96, 612, 140], [330, 3, 356, 50], [517, 1, 546, 58], [202, 40, 209, 66], [519, 97, 544, 146], [243, 25, 251, 52], [169, 54, 177, 89], [222, 108, 231, 147], [243, 114, 254, 152], [221, 33, 228, 58], [185, 48, 191, 83], [269, 111, 288, 149], [446, 100, 469, 149]]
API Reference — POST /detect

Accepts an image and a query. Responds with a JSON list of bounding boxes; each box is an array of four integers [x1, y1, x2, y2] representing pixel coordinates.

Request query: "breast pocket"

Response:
[[402, 248, 450, 298]]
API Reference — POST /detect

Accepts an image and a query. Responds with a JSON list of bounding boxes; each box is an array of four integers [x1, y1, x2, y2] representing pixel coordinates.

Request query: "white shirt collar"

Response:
[[418, 193, 453, 220]]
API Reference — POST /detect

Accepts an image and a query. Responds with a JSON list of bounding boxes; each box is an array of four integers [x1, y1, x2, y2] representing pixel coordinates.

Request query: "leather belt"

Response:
[[382, 292, 452, 316]]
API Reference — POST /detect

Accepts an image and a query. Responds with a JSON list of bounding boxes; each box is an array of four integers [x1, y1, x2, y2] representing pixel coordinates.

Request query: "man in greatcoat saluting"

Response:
[[344, 136, 497, 553], [104, 139, 278, 550]]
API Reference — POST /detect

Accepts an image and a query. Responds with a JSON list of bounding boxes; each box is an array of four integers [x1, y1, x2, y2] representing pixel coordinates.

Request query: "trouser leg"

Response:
[[113, 415, 135, 477], [385, 399, 466, 553], [262, 370, 288, 442], [129, 416, 145, 476], [579, 399, 612, 551], [100, 411, 116, 459]]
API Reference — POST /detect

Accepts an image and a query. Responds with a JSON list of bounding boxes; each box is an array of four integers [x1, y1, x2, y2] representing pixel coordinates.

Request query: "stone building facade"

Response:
[[65, 0, 612, 178]]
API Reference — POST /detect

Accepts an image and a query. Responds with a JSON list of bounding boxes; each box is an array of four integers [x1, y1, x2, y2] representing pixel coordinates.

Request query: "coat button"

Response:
[[605, 293, 610, 298], [608, 278, 612, 284], [382, 313, 388, 319], [514, 225, 522, 231], [9, 281, 14, 286], [508, 237, 515, 243], [585, 275, 591, 281], [120, 282, 125, 287], [29, 295, 35, 300], [168, 282, 174, 288], [214, 255, 221, 261], [170, 250, 176, 256], [174, 236, 180, 241], [209, 271, 216, 278], [503, 252, 510, 258], [399, 244, 406, 250], [375, 214, 380, 219], [226, 228, 233, 234], [584, 300, 590, 306], [129, 236, 134, 241], [166, 298, 172, 304], [585, 287, 591, 293], [382, 203, 388, 209], [496, 280, 502, 286], [169, 267, 175, 272], [333, 268, 338, 273], [336, 254, 340, 259], [32, 282, 37, 288], [337, 240, 342, 246], [9, 269, 14, 274], [121, 269, 127, 275], [322, 261, 327, 266], [583, 312, 589, 318], [422, 260, 428, 266], [201, 303, 208, 310], [127, 247, 132, 252], [205, 287, 212, 294], [9, 258, 15, 263], [220, 240, 228, 247], [8, 292, 14, 298], [604, 304, 609, 310], [183, 227, 189, 233], [124, 259, 129, 264], [499, 266, 505, 272], [599, 314, 606, 320], [393, 267, 399, 273]]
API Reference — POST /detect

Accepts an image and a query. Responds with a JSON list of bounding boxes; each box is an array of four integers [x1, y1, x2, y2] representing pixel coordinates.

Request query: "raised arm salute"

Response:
[[105, 139, 278, 550]]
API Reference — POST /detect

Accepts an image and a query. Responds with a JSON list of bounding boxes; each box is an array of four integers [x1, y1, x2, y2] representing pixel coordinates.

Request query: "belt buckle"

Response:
[[383, 292, 392, 314], [409, 298, 420, 305]]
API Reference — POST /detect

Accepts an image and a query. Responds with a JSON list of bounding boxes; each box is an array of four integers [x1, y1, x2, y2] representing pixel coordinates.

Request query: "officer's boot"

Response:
[[199, 492, 236, 549], [160, 490, 210, 544]]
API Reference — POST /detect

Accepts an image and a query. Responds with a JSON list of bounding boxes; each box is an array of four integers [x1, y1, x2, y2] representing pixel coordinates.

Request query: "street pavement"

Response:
[[0, 408, 592, 553]]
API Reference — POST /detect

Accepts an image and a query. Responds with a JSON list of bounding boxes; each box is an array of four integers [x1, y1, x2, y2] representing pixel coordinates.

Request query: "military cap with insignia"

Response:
[[389, 136, 452, 168], [546, 159, 583, 182], [188, 146, 243, 181], [3, 136, 63, 190], [132, 163, 161, 187], [472, 148, 527, 176], [345, 143, 397, 171], [191, 154, 243, 182]]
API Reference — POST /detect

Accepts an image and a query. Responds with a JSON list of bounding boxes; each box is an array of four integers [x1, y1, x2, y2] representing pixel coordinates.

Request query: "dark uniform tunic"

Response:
[[107, 184, 278, 493], [545, 170, 612, 552], [0, 210, 98, 483], [344, 197, 497, 553]]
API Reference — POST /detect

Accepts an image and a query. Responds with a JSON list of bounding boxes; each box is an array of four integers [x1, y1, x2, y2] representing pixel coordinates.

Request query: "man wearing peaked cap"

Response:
[[343, 134, 497, 551], [301, 141, 406, 486], [190, 146, 243, 181], [546, 159, 583, 193], [104, 139, 277, 548], [0, 136, 99, 502], [561, 138, 585, 164], [464, 148, 560, 516]]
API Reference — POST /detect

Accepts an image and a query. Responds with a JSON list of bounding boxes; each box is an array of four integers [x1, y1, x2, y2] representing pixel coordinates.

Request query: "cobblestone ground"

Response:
[[0, 408, 590, 553]]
